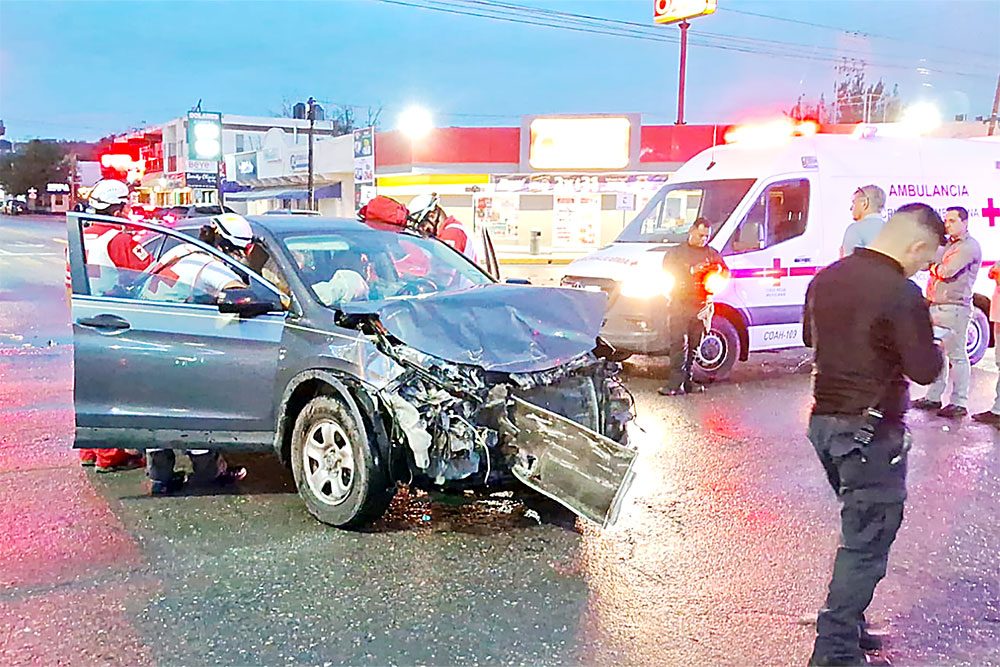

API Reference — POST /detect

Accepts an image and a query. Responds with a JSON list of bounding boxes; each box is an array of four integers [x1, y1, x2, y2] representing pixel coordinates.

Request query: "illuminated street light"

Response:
[[902, 102, 941, 135], [399, 106, 432, 139]]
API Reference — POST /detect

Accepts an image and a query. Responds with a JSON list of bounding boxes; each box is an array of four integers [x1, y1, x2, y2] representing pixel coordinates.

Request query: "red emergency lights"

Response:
[[704, 270, 729, 295], [724, 120, 818, 145]]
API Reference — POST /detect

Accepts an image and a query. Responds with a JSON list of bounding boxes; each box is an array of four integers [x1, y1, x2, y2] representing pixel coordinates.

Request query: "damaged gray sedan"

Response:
[[67, 213, 636, 528]]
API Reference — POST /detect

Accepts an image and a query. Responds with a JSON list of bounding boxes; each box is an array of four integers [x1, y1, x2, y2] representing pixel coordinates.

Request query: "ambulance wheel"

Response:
[[290, 396, 394, 528], [967, 307, 989, 367], [693, 316, 741, 382]]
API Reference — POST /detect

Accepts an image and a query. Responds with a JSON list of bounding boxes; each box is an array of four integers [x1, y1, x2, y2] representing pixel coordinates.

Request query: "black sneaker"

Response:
[[910, 398, 942, 411], [214, 466, 247, 486], [971, 410, 1000, 425], [151, 472, 187, 496], [683, 381, 707, 394], [657, 385, 685, 396], [936, 404, 967, 419]]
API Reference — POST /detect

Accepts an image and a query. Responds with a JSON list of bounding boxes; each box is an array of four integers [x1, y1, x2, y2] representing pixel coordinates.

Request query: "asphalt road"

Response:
[[2, 214, 998, 666]]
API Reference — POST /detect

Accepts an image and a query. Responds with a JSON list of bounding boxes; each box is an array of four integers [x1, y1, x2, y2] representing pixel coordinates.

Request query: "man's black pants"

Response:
[[666, 306, 704, 390], [807, 414, 908, 664]]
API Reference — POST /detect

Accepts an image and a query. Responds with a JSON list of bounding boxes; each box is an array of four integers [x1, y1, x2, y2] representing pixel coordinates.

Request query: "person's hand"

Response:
[[989, 263, 999, 283]]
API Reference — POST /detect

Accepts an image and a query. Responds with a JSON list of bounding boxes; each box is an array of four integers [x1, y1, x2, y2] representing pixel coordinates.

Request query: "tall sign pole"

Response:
[[654, 1, 717, 126], [307, 97, 316, 211], [677, 20, 690, 125]]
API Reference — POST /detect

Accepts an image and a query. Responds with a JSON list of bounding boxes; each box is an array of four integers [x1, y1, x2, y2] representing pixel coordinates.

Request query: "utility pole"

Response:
[[307, 96, 316, 210], [676, 20, 690, 125], [989, 72, 1000, 137]]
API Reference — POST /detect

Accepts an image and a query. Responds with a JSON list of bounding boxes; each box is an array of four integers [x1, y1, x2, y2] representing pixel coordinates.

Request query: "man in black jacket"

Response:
[[802, 203, 945, 666], [658, 218, 728, 396]]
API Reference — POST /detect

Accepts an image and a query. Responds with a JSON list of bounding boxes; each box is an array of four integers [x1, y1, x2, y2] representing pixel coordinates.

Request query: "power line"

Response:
[[371, 0, 997, 79], [724, 7, 998, 61]]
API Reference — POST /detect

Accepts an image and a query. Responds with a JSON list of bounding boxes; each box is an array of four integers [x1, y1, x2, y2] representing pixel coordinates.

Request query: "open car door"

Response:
[[66, 212, 287, 451]]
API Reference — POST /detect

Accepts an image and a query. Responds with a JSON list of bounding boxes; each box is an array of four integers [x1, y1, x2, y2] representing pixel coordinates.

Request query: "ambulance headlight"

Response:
[[621, 270, 675, 299]]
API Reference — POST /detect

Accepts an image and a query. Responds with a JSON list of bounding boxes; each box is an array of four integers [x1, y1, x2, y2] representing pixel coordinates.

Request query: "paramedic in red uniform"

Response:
[[73, 180, 148, 472], [408, 193, 478, 263]]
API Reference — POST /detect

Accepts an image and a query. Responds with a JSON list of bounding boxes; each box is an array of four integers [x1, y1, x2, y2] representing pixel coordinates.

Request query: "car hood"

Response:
[[340, 284, 607, 373]]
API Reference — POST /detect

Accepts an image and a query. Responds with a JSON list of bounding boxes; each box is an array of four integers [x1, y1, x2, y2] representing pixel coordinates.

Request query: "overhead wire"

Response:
[[371, 0, 997, 79]]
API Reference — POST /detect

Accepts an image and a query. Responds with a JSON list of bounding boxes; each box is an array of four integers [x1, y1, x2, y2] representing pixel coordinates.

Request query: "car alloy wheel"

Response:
[[290, 395, 395, 528], [303, 420, 355, 506]]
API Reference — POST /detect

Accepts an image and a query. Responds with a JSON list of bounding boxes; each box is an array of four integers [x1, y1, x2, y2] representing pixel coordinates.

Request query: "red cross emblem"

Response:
[[984, 198, 1000, 227], [760, 258, 789, 286]]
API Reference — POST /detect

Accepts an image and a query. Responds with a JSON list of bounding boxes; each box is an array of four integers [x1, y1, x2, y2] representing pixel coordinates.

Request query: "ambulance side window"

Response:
[[724, 179, 810, 255]]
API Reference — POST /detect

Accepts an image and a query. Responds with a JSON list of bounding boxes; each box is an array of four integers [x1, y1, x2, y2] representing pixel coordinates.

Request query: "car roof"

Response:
[[245, 215, 379, 235]]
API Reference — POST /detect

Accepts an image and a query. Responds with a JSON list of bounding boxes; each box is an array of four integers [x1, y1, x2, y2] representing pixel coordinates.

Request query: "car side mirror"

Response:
[[505, 278, 532, 285], [217, 287, 281, 317]]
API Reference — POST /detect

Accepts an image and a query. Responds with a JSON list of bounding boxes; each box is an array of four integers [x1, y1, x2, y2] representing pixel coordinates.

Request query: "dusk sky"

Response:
[[1, 0, 998, 141]]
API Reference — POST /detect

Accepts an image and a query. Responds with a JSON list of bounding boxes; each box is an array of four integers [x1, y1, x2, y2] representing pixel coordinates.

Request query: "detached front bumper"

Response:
[[508, 396, 636, 527]]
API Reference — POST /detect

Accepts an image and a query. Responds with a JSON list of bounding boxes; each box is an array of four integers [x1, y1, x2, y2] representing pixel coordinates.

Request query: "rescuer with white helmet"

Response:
[[86, 179, 132, 217], [408, 192, 478, 262]]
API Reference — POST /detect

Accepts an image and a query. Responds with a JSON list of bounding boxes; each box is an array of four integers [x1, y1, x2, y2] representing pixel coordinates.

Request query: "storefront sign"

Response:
[[187, 159, 217, 174], [522, 115, 639, 171], [47, 183, 70, 193], [290, 152, 308, 172], [186, 172, 217, 189], [494, 173, 669, 193], [234, 151, 258, 182], [353, 126, 376, 210], [615, 192, 636, 211]]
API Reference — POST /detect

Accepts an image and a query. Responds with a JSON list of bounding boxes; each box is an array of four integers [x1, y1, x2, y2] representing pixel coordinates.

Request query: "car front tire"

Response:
[[290, 396, 394, 528]]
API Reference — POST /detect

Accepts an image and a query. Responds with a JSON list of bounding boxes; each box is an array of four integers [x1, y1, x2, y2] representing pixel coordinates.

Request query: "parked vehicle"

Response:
[[163, 204, 236, 222], [66, 213, 636, 528], [3, 199, 28, 215], [562, 128, 1000, 378]]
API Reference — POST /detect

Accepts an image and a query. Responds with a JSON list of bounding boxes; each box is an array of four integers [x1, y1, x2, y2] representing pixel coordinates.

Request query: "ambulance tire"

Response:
[[967, 307, 989, 367], [290, 396, 394, 528], [693, 316, 741, 383]]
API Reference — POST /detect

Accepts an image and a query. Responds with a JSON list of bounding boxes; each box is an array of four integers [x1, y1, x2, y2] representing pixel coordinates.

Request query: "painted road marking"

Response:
[[53, 237, 68, 245]]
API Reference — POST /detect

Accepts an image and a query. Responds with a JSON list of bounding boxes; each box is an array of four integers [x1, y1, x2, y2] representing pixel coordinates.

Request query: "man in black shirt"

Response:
[[658, 218, 728, 396], [802, 203, 945, 666]]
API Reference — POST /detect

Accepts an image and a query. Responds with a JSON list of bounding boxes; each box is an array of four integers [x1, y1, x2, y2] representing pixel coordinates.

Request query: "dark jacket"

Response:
[[661, 242, 727, 307], [803, 248, 942, 420]]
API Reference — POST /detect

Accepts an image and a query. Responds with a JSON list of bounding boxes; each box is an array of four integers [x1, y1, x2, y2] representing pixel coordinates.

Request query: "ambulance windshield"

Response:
[[617, 178, 755, 243]]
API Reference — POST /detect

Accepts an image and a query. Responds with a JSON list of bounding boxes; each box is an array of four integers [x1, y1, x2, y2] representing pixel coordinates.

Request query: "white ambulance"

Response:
[[561, 126, 999, 380]]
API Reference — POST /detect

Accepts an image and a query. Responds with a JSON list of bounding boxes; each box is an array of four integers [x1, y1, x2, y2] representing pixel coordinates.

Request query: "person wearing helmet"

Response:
[[73, 179, 148, 472], [408, 193, 478, 263], [141, 213, 253, 494]]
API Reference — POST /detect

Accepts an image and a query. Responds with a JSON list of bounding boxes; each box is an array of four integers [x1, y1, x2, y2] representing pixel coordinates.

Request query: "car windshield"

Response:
[[281, 229, 494, 307], [616, 178, 756, 243]]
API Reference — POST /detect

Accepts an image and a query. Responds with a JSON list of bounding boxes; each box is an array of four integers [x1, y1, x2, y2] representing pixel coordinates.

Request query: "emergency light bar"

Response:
[[724, 120, 818, 145]]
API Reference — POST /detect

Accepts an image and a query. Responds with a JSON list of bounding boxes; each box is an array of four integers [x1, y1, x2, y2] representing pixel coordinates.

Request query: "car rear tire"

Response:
[[290, 396, 394, 528], [693, 315, 741, 383], [968, 307, 990, 366]]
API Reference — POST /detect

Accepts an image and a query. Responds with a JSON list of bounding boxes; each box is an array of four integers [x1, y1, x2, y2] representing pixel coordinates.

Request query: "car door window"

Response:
[[724, 179, 810, 255], [80, 220, 253, 305]]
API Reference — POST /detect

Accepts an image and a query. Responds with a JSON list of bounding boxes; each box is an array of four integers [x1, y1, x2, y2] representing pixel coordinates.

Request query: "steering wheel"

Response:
[[393, 277, 438, 296]]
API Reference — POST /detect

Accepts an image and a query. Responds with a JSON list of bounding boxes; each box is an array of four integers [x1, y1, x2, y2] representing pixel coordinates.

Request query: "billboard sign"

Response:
[[187, 111, 223, 161], [234, 151, 258, 182], [521, 115, 639, 171], [654, 0, 717, 24], [353, 126, 376, 210], [186, 172, 217, 189]]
